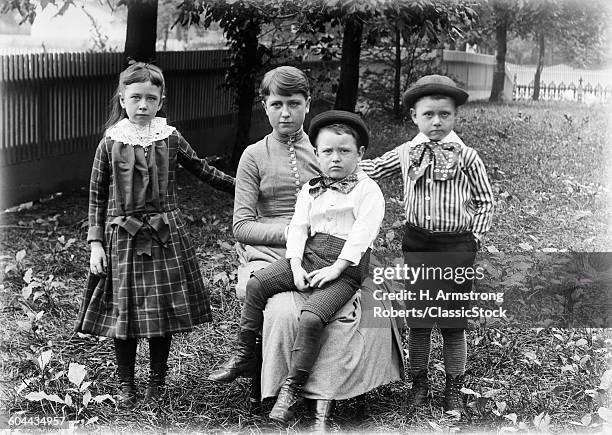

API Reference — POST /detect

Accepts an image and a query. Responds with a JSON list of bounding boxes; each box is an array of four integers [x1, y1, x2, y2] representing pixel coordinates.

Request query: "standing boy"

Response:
[[360, 75, 494, 415]]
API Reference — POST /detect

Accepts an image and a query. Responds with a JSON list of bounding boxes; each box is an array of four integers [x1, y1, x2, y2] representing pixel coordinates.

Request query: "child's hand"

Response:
[[289, 258, 310, 291], [307, 266, 342, 288], [90, 242, 107, 276], [308, 259, 350, 288], [292, 267, 311, 291]]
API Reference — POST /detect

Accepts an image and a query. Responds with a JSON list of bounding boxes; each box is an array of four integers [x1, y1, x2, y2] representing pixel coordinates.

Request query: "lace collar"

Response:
[[271, 128, 305, 145], [106, 117, 175, 147]]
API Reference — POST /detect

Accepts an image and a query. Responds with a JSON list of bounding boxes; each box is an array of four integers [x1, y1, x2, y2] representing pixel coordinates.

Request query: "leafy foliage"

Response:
[[359, 0, 478, 116], [0, 0, 74, 25]]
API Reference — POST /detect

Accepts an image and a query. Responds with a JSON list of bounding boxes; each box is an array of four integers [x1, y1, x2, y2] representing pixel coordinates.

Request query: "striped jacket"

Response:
[[360, 131, 494, 240]]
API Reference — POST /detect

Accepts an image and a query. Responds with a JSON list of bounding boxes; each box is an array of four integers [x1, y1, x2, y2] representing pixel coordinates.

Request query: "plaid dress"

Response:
[[75, 118, 234, 339]]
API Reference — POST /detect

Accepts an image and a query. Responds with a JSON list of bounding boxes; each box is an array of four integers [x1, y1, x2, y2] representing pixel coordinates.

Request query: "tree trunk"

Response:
[[230, 25, 260, 170], [163, 25, 169, 51], [334, 15, 363, 111], [124, 0, 158, 64], [533, 31, 545, 100], [393, 25, 402, 119], [489, 8, 508, 102]]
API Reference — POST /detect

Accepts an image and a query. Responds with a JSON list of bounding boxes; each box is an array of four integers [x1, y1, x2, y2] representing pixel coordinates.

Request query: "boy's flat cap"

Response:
[[308, 110, 369, 149], [403, 74, 469, 109]]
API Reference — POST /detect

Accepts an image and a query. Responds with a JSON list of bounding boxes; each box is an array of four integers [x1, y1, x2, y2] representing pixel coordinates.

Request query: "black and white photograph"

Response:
[[0, 0, 610, 433]]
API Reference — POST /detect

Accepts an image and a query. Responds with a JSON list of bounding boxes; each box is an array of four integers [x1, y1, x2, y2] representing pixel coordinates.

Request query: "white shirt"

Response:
[[285, 171, 385, 265]]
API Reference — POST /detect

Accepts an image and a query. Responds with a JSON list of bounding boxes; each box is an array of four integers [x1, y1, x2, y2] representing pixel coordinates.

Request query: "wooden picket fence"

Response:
[[0, 50, 236, 169], [0, 50, 335, 208]]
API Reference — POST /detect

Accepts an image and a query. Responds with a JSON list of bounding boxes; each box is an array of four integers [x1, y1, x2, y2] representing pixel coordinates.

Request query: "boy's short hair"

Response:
[[308, 110, 369, 150], [318, 123, 361, 148], [259, 66, 310, 100], [403, 75, 468, 109]]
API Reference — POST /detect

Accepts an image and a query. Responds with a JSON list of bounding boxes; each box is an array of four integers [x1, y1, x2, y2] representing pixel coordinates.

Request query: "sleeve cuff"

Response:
[[338, 250, 361, 267], [87, 226, 104, 243]]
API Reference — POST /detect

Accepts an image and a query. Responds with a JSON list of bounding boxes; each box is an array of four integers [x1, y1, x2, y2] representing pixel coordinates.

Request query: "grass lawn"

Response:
[[0, 101, 610, 433]]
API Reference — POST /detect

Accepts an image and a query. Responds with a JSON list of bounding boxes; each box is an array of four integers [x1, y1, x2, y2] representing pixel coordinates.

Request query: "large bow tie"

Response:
[[308, 173, 360, 198], [408, 141, 461, 182]]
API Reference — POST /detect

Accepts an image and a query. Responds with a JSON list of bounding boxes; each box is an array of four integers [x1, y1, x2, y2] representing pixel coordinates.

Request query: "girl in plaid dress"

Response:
[[75, 62, 234, 408]]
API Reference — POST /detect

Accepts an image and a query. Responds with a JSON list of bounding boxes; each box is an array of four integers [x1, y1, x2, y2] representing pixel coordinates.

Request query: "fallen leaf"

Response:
[[23, 268, 33, 283], [82, 389, 92, 407], [67, 363, 87, 387], [504, 413, 518, 425], [385, 230, 395, 242], [575, 338, 588, 347], [16, 249, 26, 262], [597, 407, 612, 422], [213, 272, 228, 285], [37, 349, 52, 371], [496, 401, 507, 414], [217, 241, 233, 250], [598, 369, 612, 391], [581, 413, 592, 427]]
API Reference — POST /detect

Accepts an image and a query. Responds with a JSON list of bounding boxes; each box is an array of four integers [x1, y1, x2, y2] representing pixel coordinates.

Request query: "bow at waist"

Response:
[[110, 212, 170, 257]]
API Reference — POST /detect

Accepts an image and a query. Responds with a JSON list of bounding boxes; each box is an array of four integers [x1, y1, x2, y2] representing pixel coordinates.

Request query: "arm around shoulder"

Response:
[[359, 146, 402, 180], [176, 132, 235, 194]]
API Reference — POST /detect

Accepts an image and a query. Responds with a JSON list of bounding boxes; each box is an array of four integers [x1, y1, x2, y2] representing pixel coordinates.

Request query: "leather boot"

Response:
[[408, 370, 430, 407], [116, 364, 137, 409], [144, 362, 167, 402], [444, 373, 466, 415], [311, 399, 335, 433], [269, 369, 309, 424], [208, 330, 258, 382]]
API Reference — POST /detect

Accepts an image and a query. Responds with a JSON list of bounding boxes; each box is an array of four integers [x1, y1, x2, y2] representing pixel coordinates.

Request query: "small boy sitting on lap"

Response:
[[360, 75, 494, 415], [211, 110, 385, 424]]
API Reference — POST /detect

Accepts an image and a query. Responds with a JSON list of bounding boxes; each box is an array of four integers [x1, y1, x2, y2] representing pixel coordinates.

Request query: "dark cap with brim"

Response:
[[402, 74, 469, 109], [308, 110, 369, 149]]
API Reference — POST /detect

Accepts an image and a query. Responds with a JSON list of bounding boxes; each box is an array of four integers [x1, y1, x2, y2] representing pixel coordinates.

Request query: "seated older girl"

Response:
[[209, 66, 403, 428]]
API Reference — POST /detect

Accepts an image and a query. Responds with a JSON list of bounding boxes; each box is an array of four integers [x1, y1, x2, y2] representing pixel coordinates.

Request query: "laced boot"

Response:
[[444, 373, 466, 415], [408, 370, 430, 408], [208, 330, 258, 382], [144, 362, 167, 402], [116, 364, 137, 409], [311, 399, 335, 433], [269, 369, 310, 425]]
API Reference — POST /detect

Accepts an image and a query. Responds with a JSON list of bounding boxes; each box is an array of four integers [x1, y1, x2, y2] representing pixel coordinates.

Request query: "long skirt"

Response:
[[236, 242, 404, 400], [75, 210, 212, 339]]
